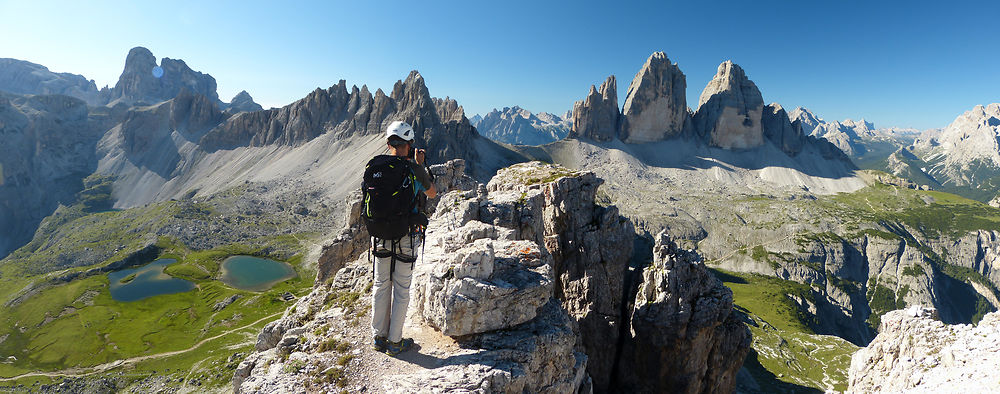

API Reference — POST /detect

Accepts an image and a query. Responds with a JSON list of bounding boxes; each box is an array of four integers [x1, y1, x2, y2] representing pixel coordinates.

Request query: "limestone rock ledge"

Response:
[[389, 300, 586, 393], [848, 306, 1000, 393], [235, 160, 749, 393]]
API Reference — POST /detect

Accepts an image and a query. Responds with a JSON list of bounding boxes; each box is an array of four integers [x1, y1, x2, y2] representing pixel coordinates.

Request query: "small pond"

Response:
[[219, 255, 296, 291], [108, 259, 196, 302]]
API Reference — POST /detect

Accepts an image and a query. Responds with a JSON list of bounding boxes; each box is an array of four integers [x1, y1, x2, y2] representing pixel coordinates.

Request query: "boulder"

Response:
[[621, 51, 689, 143], [419, 232, 554, 336], [694, 61, 765, 149]]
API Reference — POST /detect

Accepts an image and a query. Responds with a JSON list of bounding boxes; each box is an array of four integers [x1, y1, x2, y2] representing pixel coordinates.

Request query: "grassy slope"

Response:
[[706, 181, 1000, 392], [714, 269, 859, 393], [732, 178, 999, 323], [0, 197, 317, 390]]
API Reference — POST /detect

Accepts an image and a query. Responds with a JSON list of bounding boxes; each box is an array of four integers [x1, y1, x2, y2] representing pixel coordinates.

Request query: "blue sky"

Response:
[[1, 0, 997, 130]]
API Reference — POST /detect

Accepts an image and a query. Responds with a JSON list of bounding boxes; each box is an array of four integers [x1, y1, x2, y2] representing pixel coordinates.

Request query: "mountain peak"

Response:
[[109, 47, 220, 106], [123, 47, 156, 70], [227, 90, 263, 113], [697, 61, 761, 110], [694, 60, 765, 149], [620, 51, 688, 143], [475, 106, 571, 145]]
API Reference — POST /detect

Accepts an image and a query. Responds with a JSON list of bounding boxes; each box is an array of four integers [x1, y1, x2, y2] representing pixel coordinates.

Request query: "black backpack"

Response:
[[362, 155, 418, 240]]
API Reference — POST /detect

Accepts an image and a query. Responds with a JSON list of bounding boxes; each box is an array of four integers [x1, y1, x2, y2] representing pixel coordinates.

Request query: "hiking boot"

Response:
[[385, 338, 414, 356], [373, 336, 388, 352]]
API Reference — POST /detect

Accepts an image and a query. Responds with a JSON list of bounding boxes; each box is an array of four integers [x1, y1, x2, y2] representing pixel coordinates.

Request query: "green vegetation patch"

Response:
[[866, 280, 908, 330], [0, 236, 314, 389], [901, 265, 925, 277], [714, 269, 858, 393], [502, 162, 580, 186], [826, 184, 1000, 240]]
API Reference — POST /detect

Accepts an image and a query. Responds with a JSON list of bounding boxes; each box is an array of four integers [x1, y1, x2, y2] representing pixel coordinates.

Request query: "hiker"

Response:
[[362, 120, 436, 356]]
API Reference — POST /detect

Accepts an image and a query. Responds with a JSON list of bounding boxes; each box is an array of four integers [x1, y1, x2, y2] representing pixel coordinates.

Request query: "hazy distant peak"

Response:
[[227, 90, 263, 113], [477, 106, 571, 145], [109, 46, 220, 106], [0, 58, 103, 106]]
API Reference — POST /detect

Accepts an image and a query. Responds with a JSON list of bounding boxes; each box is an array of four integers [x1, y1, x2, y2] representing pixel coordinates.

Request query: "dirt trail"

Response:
[[0, 312, 282, 382], [707, 234, 796, 264]]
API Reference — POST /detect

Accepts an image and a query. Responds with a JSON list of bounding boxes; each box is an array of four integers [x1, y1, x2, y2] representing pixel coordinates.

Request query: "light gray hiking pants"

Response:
[[371, 235, 418, 343]]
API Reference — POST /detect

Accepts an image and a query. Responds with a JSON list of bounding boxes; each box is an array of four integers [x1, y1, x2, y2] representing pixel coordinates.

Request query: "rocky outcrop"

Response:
[[620, 52, 689, 143], [239, 160, 749, 393], [616, 232, 751, 393], [226, 90, 263, 113], [108, 89, 226, 180], [923, 230, 1000, 293], [694, 61, 765, 150], [0, 58, 104, 106], [391, 300, 586, 393], [315, 191, 367, 284], [419, 231, 554, 336], [569, 76, 620, 142], [237, 160, 588, 393], [168, 89, 225, 136], [848, 307, 1000, 393], [200, 81, 357, 149], [474, 106, 571, 146], [107, 47, 220, 106], [484, 162, 636, 391]]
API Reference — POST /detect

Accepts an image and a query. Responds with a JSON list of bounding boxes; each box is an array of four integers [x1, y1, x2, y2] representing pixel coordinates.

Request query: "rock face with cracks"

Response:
[[483, 162, 636, 392], [616, 231, 751, 393], [694, 61, 765, 150], [570, 76, 620, 142], [620, 51, 690, 143]]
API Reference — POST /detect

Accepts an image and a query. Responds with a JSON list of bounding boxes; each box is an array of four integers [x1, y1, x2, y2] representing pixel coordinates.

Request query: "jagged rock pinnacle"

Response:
[[620, 51, 689, 143]]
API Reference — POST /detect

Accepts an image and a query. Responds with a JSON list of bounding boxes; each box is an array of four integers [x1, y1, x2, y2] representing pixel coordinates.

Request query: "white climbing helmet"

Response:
[[386, 121, 414, 142]]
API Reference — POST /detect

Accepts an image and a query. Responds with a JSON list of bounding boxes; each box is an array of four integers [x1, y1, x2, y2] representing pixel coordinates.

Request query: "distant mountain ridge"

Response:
[[887, 103, 1000, 201], [473, 106, 571, 145], [0, 47, 263, 113], [0, 58, 104, 106]]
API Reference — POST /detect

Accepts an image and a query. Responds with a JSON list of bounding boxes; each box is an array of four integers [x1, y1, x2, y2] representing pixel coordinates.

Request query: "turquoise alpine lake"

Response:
[[219, 255, 296, 291], [108, 259, 196, 302]]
